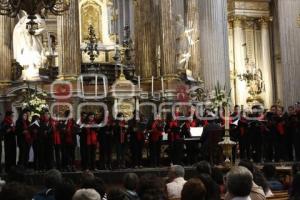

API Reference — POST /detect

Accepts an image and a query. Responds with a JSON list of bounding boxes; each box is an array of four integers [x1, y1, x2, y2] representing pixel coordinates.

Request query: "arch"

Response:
[[6, 83, 44, 96]]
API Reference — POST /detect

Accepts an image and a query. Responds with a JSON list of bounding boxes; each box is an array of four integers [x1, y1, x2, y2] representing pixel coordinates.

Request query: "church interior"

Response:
[[0, 0, 300, 199]]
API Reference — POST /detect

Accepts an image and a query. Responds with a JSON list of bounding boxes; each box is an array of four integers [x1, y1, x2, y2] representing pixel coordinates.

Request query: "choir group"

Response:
[[0, 102, 300, 173]]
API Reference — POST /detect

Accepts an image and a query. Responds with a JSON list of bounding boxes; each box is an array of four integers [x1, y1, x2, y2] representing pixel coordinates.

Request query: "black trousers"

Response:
[[99, 136, 112, 168], [80, 135, 87, 170], [18, 139, 30, 167], [186, 141, 198, 165], [130, 140, 144, 167], [116, 142, 126, 167], [4, 135, 16, 172], [62, 144, 75, 169], [44, 139, 54, 170], [239, 135, 251, 160], [149, 141, 161, 167], [54, 144, 62, 169], [170, 141, 184, 165], [87, 145, 96, 170]]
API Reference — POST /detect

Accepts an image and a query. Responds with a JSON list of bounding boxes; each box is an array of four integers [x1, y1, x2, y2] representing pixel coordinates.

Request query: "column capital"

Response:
[[228, 16, 247, 28], [258, 16, 272, 28]]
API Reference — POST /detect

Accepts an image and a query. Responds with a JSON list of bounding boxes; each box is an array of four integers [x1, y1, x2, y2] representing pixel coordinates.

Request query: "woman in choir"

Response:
[[98, 111, 113, 170], [51, 116, 62, 169], [77, 111, 87, 170], [16, 110, 30, 168], [83, 112, 98, 170], [40, 110, 54, 169], [30, 114, 43, 170], [2, 111, 16, 172], [149, 114, 163, 167]]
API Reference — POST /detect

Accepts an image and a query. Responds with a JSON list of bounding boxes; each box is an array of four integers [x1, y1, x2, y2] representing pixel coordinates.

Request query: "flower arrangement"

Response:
[[22, 90, 48, 117], [208, 82, 231, 110]]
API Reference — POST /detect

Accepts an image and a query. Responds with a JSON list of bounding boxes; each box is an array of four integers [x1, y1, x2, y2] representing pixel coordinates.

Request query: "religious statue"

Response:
[[175, 15, 189, 70], [13, 11, 47, 81]]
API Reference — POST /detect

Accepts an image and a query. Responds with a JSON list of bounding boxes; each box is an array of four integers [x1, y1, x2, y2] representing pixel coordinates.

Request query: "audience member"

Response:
[[262, 164, 284, 191], [33, 169, 62, 200], [194, 160, 212, 175], [181, 178, 206, 200], [55, 179, 76, 200], [107, 188, 128, 200], [290, 173, 300, 200], [0, 182, 36, 200], [138, 174, 167, 200], [123, 173, 140, 200], [198, 173, 220, 200], [253, 171, 273, 197], [166, 165, 186, 199], [225, 166, 253, 200], [73, 189, 101, 200]]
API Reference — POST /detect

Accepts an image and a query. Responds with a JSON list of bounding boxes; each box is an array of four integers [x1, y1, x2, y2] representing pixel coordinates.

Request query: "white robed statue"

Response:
[[13, 11, 46, 81]]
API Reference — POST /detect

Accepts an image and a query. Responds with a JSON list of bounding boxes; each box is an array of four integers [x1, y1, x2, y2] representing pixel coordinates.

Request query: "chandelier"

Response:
[[0, 0, 70, 34]]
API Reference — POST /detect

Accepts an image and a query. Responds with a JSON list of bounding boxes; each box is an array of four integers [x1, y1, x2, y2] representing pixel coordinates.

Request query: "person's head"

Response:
[[64, 110, 71, 118], [44, 169, 62, 189], [253, 171, 270, 194], [123, 173, 139, 191], [288, 106, 295, 115], [238, 160, 254, 174], [262, 164, 277, 180], [226, 166, 253, 198], [138, 174, 166, 200], [72, 189, 101, 200], [270, 105, 277, 113], [0, 182, 35, 200], [87, 112, 95, 123], [22, 112, 28, 121], [198, 173, 220, 200], [107, 187, 128, 200], [276, 106, 284, 116], [55, 179, 76, 200], [81, 170, 95, 188], [43, 111, 50, 121], [168, 165, 185, 180], [81, 111, 87, 119], [31, 114, 40, 123], [181, 178, 206, 200], [195, 161, 212, 175]]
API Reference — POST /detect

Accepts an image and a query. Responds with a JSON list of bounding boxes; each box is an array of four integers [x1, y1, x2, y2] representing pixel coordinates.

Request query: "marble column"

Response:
[[276, 0, 300, 108], [260, 18, 273, 108], [199, 0, 230, 91], [185, 0, 201, 79], [232, 17, 247, 107], [160, 0, 184, 78], [134, 0, 159, 79], [57, 0, 81, 80], [0, 15, 12, 86]]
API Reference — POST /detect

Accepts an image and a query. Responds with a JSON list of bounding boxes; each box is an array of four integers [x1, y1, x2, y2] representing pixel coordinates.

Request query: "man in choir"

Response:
[[83, 112, 98, 170], [40, 110, 54, 170], [285, 106, 296, 161], [2, 111, 16, 172], [199, 115, 223, 164], [113, 113, 127, 169], [265, 105, 277, 162], [16, 109, 30, 168], [230, 105, 240, 163], [275, 106, 287, 161], [98, 111, 113, 170], [238, 110, 250, 160], [61, 110, 76, 171], [149, 114, 163, 167]]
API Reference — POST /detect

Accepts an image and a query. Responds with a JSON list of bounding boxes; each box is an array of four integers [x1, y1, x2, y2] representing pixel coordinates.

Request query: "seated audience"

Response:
[[290, 173, 300, 200], [253, 171, 273, 197], [33, 169, 63, 200], [238, 160, 266, 199], [123, 173, 140, 200], [107, 188, 128, 200], [166, 165, 186, 199], [198, 173, 220, 200], [194, 161, 212, 175], [181, 178, 206, 200], [262, 164, 284, 191], [73, 189, 101, 200], [0, 182, 36, 200], [55, 179, 76, 200], [225, 166, 253, 200], [138, 174, 167, 200]]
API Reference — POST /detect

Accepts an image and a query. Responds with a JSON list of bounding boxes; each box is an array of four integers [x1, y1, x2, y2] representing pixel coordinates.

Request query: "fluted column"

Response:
[[276, 0, 300, 108], [185, 0, 201, 79], [260, 18, 274, 108], [199, 0, 230, 90], [0, 15, 12, 86], [134, 0, 158, 79], [233, 17, 247, 106], [57, 0, 81, 80]]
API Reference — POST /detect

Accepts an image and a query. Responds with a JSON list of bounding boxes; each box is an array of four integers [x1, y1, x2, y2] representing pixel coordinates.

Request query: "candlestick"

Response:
[[225, 106, 230, 131]]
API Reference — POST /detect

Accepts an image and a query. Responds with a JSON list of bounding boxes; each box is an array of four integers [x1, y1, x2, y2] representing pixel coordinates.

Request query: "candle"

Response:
[[161, 77, 164, 96], [81, 76, 84, 96], [138, 76, 141, 91], [225, 106, 230, 130], [103, 78, 107, 97], [47, 32, 52, 55], [151, 76, 154, 96]]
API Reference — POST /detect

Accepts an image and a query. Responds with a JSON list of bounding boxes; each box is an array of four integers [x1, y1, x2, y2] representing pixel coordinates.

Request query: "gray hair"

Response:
[[73, 189, 101, 200], [171, 165, 185, 178], [226, 166, 253, 197]]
